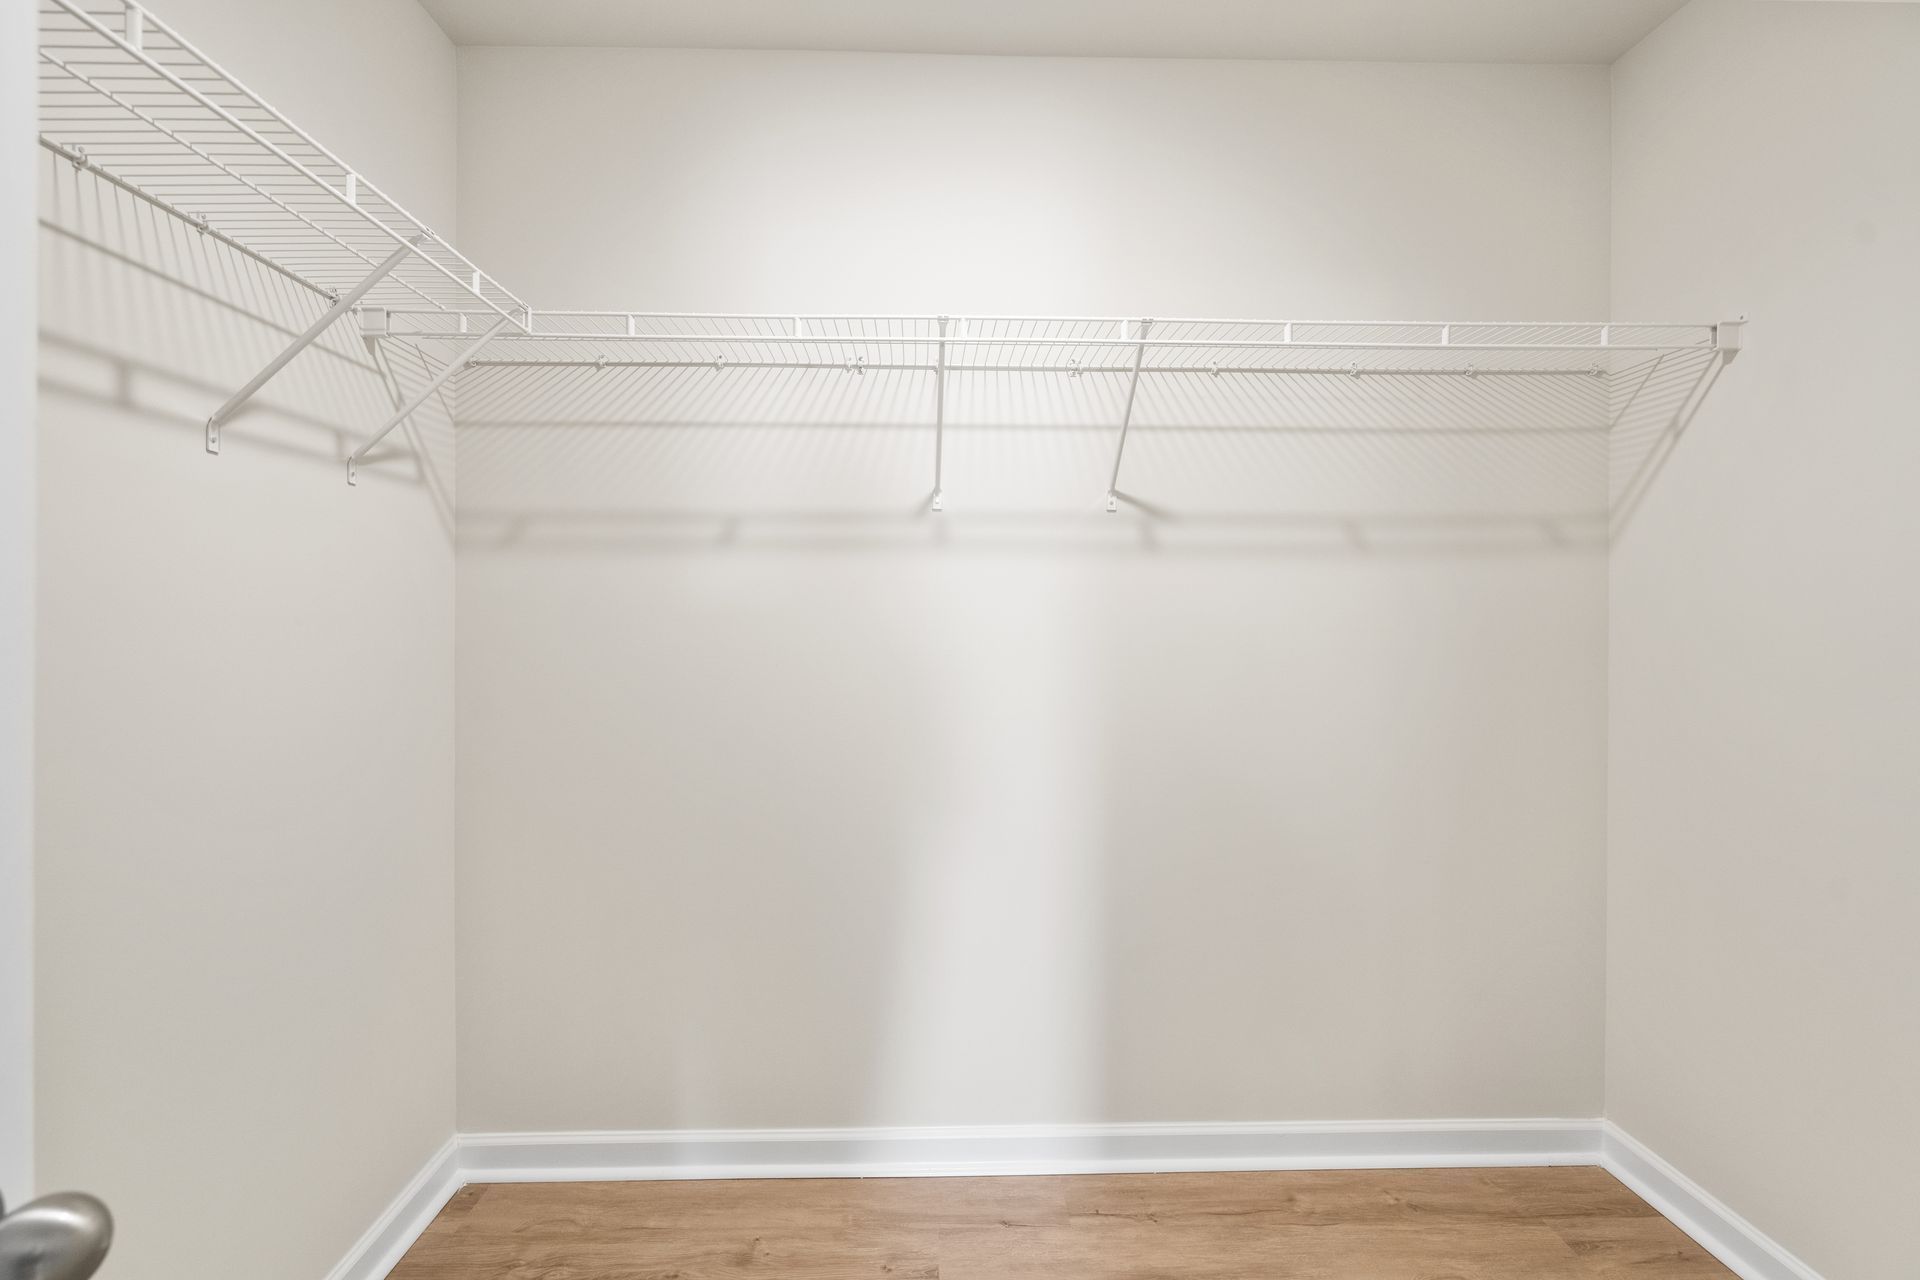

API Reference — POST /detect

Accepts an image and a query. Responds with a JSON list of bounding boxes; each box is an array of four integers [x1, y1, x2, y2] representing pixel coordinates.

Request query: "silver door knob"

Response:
[[0, 1193, 113, 1280]]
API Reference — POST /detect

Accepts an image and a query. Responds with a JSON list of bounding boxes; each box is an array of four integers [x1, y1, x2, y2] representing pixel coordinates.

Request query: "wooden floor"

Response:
[[389, 1166, 1735, 1279]]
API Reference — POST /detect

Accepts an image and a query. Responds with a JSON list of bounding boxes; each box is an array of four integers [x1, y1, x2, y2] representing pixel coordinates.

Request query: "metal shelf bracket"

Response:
[[932, 315, 948, 512], [1105, 317, 1153, 512], [346, 315, 512, 485], [1716, 315, 1747, 360], [203, 240, 413, 454]]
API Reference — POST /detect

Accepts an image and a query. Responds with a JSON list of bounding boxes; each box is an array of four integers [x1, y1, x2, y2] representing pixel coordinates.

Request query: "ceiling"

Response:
[[418, 0, 1691, 64]]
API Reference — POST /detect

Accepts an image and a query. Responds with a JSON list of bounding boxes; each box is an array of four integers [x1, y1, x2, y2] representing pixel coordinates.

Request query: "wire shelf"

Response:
[[36, 0, 1741, 507], [36, 0, 526, 321], [382, 311, 1722, 377]]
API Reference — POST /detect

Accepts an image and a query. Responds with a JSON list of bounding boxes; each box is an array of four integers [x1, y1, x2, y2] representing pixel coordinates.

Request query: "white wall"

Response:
[[453, 49, 1614, 1133], [1608, 3, 1920, 1278], [138, 0, 459, 233], [459, 51, 1607, 319], [33, 1, 460, 1277], [2, 0, 39, 1209]]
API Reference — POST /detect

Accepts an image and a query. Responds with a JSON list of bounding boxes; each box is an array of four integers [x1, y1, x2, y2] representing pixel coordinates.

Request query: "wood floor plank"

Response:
[[386, 1183, 491, 1268], [387, 1168, 1740, 1280], [1470, 1167, 1661, 1219], [940, 1219, 1594, 1280], [835, 1174, 1069, 1232], [1545, 1213, 1736, 1278], [402, 1231, 939, 1280], [1059, 1167, 1636, 1227]]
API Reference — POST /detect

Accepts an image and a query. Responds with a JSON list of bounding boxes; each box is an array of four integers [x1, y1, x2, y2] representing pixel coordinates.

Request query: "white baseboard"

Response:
[[330, 1119, 1824, 1280], [1599, 1122, 1824, 1280], [336, 1119, 1597, 1279], [458, 1117, 1603, 1183], [324, 1136, 462, 1280]]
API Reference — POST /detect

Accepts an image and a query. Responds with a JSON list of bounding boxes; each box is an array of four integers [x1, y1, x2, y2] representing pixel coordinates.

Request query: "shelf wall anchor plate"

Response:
[[1716, 315, 1747, 359]]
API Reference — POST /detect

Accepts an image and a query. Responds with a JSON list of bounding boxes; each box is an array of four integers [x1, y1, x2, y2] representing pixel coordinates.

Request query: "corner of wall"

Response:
[[0, 0, 38, 1207]]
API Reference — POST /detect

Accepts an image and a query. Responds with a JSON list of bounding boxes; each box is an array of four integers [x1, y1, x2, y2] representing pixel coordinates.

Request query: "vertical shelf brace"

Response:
[[347, 316, 512, 485], [1105, 318, 1153, 512], [204, 240, 413, 454], [932, 315, 948, 512]]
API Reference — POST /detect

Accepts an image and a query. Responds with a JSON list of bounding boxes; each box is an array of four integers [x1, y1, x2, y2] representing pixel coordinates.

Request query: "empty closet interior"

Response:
[[13, 0, 1918, 1278]]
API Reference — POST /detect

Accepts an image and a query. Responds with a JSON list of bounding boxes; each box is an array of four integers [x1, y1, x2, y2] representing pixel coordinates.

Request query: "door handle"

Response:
[[0, 1192, 112, 1280]]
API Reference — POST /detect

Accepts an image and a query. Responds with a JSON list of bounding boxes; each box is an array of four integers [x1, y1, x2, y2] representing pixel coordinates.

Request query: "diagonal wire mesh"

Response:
[[33, 0, 1735, 521], [432, 314, 1731, 527], [387, 312, 1719, 377], [36, 0, 527, 322]]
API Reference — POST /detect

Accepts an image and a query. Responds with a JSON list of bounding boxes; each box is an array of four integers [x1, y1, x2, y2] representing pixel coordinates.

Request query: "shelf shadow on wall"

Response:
[[456, 504, 1609, 558], [40, 332, 448, 494], [452, 349, 1616, 553], [450, 333, 1722, 557], [38, 160, 458, 535]]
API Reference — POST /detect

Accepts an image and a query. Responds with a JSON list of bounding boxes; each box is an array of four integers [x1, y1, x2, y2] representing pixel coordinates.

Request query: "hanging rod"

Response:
[[418, 333, 1705, 353], [461, 359, 1613, 377], [439, 309, 1719, 331], [439, 320, 1744, 512]]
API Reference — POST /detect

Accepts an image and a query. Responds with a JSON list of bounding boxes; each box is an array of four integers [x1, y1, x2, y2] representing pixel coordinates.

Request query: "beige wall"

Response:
[[24, 3, 1915, 1275], [133, 0, 458, 234], [33, 2, 460, 1278], [1608, 3, 1920, 1278], [2, 0, 38, 1206], [452, 49, 1614, 1133]]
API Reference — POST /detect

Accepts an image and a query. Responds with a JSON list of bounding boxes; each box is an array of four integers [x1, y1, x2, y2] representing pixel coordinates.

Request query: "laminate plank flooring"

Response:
[[388, 1166, 1735, 1279]]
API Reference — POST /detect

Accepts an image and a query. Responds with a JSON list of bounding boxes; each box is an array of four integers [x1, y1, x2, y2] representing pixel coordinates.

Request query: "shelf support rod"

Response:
[[932, 315, 948, 512], [1610, 349, 1729, 535], [204, 239, 416, 455], [1606, 352, 1667, 433], [1105, 317, 1153, 512], [347, 316, 511, 485]]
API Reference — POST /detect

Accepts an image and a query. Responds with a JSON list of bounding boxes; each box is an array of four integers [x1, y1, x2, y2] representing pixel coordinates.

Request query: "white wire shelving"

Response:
[[36, 0, 528, 461], [386, 311, 1742, 511], [37, 0, 1746, 508]]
